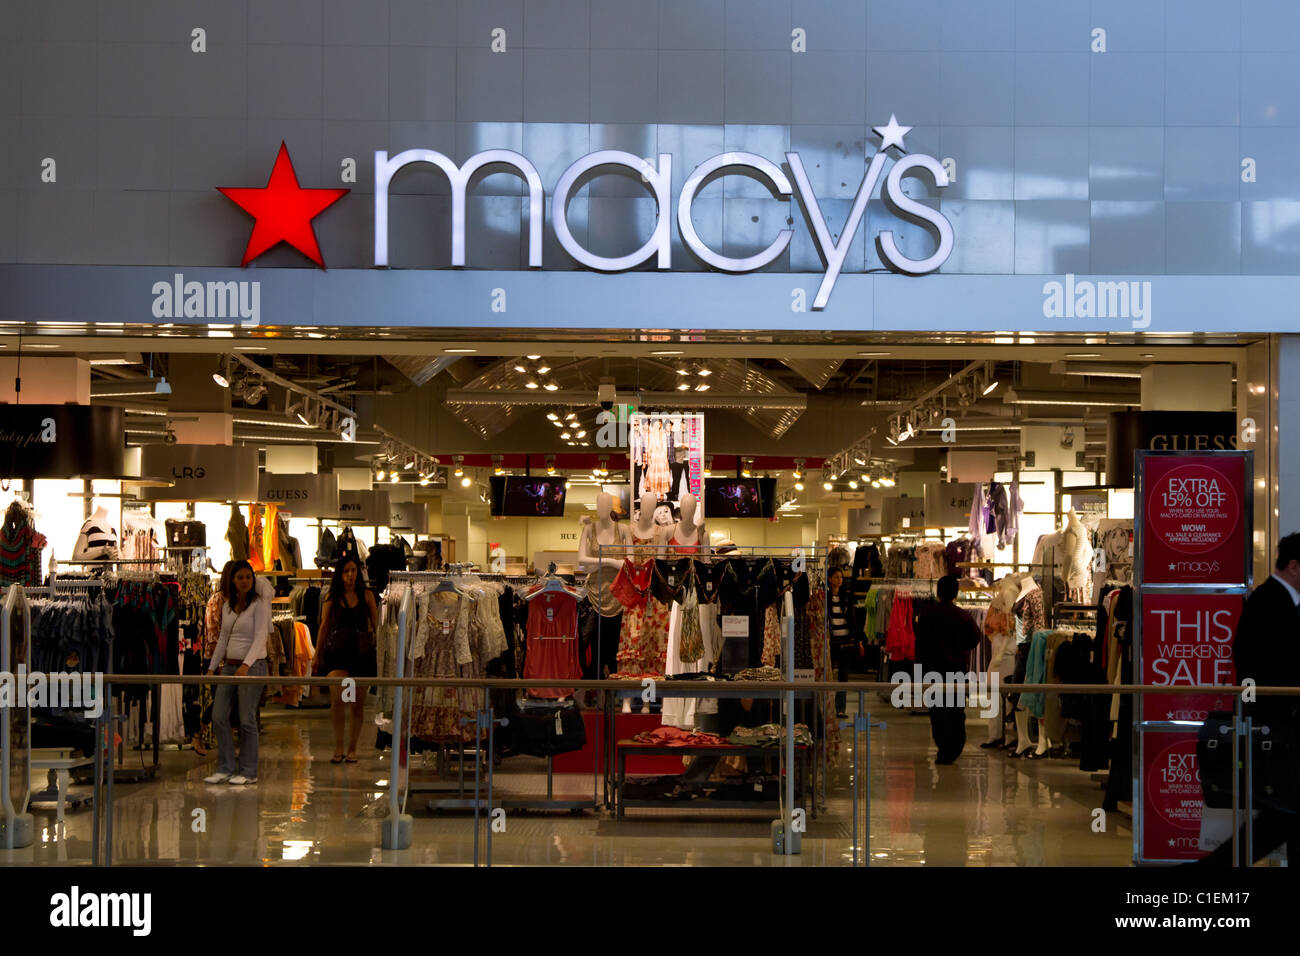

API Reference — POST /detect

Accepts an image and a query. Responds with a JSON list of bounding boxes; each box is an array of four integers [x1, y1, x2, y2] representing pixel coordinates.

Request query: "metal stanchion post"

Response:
[[105, 679, 113, 867], [91, 708, 102, 866], [1231, 696, 1241, 868], [487, 693, 495, 868], [1244, 715, 1254, 863]]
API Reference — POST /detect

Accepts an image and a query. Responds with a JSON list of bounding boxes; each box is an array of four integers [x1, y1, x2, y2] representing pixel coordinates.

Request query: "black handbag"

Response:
[[1198, 708, 1300, 812], [511, 702, 586, 757]]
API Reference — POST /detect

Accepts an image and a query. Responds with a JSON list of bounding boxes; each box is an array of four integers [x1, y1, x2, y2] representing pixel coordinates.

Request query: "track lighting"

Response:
[[547, 412, 559, 421], [461, 476, 472, 488], [526, 354, 541, 360], [453, 456, 464, 477], [376, 466, 386, 481], [543, 382, 558, 391], [212, 357, 231, 389], [694, 383, 710, 392], [404, 456, 415, 471], [794, 481, 804, 491], [514, 365, 527, 373], [536, 366, 550, 375], [390, 472, 399, 484], [493, 456, 504, 476], [525, 381, 539, 389], [823, 481, 833, 491]]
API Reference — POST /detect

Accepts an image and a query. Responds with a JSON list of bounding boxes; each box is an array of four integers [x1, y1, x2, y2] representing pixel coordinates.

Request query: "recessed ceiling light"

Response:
[[235, 346, 269, 351], [536, 366, 551, 374], [575, 430, 586, 438], [858, 351, 891, 357], [460, 476, 472, 487], [651, 350, 683, 356], [543, 382, 558, 391], [525, 381, 539, 389], [676, 368, 691, 376], [677, 383, 691, 391], [514, 365, 527, 373], [823, 481, 833, 491], [560, 432, 571, 439], [547, 412, 558, 420], [694, 383, 710, 391], [443, 348, 477, 353], [526, 354, 541, 360], [1065, 352, 1102, 358]]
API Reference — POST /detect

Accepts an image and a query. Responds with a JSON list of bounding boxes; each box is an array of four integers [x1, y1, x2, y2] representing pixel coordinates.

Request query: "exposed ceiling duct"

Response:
[[385, 354, 463, 388], [780, 357, 843, 390]]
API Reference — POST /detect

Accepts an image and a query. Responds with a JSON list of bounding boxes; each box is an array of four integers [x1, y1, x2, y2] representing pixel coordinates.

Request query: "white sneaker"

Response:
[[228, 775, 257, 785], [204, 772, 231, 784]]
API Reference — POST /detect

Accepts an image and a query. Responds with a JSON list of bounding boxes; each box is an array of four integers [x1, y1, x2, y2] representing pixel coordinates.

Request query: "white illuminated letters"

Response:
[[370, 122, 955, 309], [373, 148, 544, 268], [678, 152, 793, 272], [552, 150, 672, 272]]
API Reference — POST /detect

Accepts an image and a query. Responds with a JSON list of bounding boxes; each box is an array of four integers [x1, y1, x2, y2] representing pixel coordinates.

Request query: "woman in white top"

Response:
[[204, 560, 273, 785]]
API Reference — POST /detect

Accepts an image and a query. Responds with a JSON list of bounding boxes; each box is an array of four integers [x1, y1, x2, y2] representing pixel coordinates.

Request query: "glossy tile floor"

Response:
[[2, 699, 1133, 866]]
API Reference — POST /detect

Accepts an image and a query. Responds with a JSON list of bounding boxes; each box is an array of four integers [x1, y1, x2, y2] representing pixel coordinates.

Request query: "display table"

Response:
[[615, 739, 812, 820]]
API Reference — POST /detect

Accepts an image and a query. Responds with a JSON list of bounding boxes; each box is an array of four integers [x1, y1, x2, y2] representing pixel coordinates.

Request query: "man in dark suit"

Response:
[[1198, 533, 1300, 866], [914, 575, 982, 765]]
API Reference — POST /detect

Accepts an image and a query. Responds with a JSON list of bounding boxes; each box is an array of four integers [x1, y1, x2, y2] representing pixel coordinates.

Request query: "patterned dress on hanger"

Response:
[[761, 603, 781, 666], [645, 422, 671, 496]]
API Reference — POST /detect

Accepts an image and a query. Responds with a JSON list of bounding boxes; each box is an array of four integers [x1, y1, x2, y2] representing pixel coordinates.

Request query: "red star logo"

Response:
[[218, 142, 348, 268]]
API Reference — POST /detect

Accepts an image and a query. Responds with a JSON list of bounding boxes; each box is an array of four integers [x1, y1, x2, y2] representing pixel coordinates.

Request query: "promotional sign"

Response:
[[1134, 449, 1252, 865], [1142, 734, 1206, 862], [1140, 593, 1242, 722], [628, 413, 704, 519], [137, 445, 260, 502], [0, 405, 126, 480], [257, 472, 339, 515], [1141, 454, 1247, 585]]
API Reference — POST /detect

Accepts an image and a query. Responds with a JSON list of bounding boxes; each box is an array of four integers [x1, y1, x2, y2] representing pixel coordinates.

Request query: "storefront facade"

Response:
[[1, 0, 1298, 869]]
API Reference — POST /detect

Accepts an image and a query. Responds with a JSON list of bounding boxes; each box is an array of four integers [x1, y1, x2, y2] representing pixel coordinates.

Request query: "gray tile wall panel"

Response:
[[4, 0, 1300, 279]]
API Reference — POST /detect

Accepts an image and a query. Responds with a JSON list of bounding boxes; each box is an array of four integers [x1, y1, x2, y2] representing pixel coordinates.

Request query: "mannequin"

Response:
[[980, 575, 1020, 748], [668, 492, 707, 555], [1010, 573, 1044, 757], [74, 505, 119, 562], [630, 491, 665, 557], [1060, 508, 1095, 603], [579, 493, 631, 690]]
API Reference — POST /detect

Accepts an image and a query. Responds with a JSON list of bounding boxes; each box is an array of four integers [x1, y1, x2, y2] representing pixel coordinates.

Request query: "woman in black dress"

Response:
[[313, 554, 378, 763]]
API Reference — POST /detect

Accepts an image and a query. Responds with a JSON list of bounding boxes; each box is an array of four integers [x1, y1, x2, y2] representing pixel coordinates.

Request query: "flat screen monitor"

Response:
[[703, 476, 776, 519], [489, 476, 568, 517]]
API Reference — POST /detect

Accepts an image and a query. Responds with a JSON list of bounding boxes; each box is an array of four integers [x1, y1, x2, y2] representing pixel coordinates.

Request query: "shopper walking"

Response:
[[313, 554, 378, 763], [828, 569, 863, 717], [1197, 533, 1300, 866], [205, 560, 273, 785], [914, 575, 981, 765]]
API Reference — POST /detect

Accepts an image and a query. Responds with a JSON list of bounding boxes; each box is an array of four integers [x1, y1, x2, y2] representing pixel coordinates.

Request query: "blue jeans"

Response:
[[213, 660, 266, 777]]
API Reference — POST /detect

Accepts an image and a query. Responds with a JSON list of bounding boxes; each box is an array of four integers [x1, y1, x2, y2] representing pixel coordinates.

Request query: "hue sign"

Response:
[[257, 472, 338, 515], [0, 405, 125, 480], [137, 445, 260, 502]]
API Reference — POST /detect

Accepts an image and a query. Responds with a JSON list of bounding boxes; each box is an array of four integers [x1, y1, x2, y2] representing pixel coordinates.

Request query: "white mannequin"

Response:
[[578, 492, 627, 570], [984, 575, 1019, 746], [669, 492, 707, 553], [1060, 508, 1094, 603], [1011, 573, 1042, 756], [631, 491, 664, 557]]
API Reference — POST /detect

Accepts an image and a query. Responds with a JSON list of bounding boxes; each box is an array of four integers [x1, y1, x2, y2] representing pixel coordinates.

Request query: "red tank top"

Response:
[[524, 589, 581, 698]]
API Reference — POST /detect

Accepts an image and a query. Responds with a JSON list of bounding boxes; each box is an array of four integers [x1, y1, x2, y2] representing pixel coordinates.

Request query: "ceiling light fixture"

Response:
[[547, 412, 559, 421], [526, 354, 541, 360], [212, 357, 231, 388], [823, 481, 833, 491], [697, 368, 712, 377], [848, 480, 858, 489], [514, 365, 527, 373], [443, 348, 477, 354], [543, 382, 558, 391], [460, 476, 472, 488], [694, 383, 710, 392], [677, 383, 691, 391], [493, 456, 504, 476], [536, 365, 550, 375], [453, 456, 464, 477], [390, 472, 399, 484], [525, 381, 539, 389]]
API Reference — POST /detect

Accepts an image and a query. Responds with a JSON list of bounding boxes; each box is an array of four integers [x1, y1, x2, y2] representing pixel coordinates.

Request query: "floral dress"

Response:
[[612, 559, 670, 675]]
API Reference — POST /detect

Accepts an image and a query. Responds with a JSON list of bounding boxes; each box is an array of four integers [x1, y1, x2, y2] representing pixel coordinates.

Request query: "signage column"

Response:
[[1134, 451, 1252, 864]]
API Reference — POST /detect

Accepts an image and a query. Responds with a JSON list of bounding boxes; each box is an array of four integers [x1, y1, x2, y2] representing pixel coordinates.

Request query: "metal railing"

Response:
[[5, 668, 1292, 867]]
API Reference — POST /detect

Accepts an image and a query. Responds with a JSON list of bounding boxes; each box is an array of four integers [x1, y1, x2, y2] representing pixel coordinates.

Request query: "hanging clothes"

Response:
[[226, 505, 249, 562], [0, 502, 46, 587], [247, 506, 265, 572], [522, 586, 580, 698]]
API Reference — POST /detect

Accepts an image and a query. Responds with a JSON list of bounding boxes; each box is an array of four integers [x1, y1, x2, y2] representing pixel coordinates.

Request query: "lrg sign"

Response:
[[372, 126, 953, 310]]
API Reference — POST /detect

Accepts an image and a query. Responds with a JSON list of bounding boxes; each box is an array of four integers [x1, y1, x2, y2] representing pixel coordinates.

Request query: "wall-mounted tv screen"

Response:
[[703, 477, 776, 519], [489, 476, 568, 517]]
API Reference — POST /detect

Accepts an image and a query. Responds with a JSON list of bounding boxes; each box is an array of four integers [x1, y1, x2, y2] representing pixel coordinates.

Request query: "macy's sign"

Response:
[[373, 138, 952, 310]]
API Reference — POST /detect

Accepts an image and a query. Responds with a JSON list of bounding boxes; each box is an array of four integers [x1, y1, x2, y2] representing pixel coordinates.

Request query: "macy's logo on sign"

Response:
[[1168, 560, 1220, 575], [215, 122, 954, 311]]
